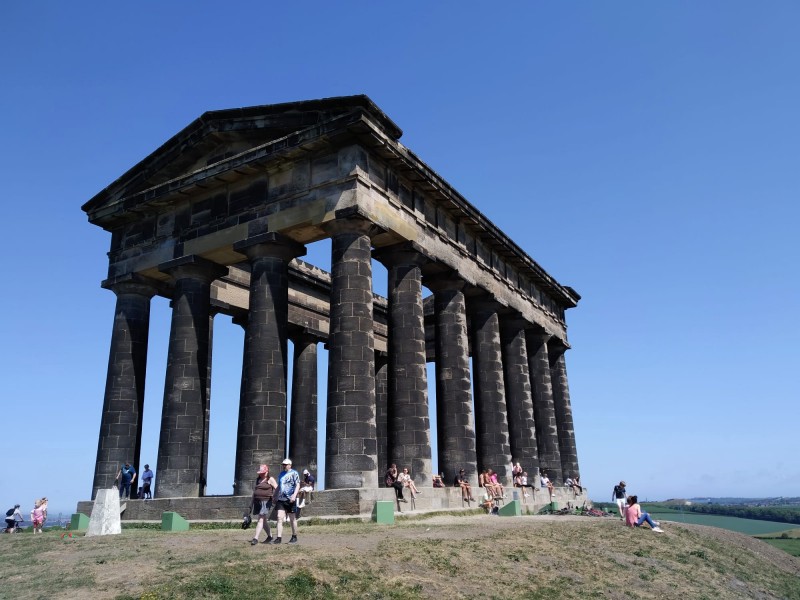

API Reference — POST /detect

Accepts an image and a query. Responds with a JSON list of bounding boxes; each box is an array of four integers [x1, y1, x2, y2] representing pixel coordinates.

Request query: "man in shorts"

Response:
[[272, 458, 299, 544], [612, 480, 627, 519]]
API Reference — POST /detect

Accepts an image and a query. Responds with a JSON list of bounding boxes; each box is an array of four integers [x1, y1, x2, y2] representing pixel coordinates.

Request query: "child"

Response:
[[30, 500, 45, 534], [625, 496, 664, 532]]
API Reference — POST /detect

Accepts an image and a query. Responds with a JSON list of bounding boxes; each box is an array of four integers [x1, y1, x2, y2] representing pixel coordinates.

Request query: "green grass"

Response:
[[649, 511, 799, 535], [758, 537, 800, 557], [2, 515, 799, 600]]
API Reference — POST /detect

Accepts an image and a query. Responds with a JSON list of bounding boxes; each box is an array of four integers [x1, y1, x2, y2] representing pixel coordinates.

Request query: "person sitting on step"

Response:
[[385, 464, 406, 503], [454, 469, 474, 502], [397, 467, 421, 500]]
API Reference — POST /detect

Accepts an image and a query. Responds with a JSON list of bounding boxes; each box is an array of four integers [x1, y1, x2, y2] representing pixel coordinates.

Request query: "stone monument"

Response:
[[79, 95, 583, 519]]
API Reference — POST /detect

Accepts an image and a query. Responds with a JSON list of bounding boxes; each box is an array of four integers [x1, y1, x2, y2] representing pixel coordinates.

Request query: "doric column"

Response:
[[549, 340, 580, 481], [288, 329, 319, 475], [500, 314, 539, 476], [324, 216, 378, 489], [375, 351, 389, 476], [425, 275, 477, 487], [526, 330, 562, 483], [201, 311, 215, 496], [155, 256, 227, 498], [468, 295, 512, 485], [92, 277, 156, 499], [374, 243, 431, 488], [233, 233, 306, 496]]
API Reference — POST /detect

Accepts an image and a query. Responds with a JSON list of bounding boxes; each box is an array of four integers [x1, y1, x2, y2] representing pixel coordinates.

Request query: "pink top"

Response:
[[489, 473, 499, 484], [31, 507, 44, 522], [625, 503, 640, 527]]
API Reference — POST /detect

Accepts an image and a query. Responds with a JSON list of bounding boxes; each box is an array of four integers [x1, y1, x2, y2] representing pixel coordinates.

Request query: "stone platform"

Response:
[[76, 487, 589, 521]]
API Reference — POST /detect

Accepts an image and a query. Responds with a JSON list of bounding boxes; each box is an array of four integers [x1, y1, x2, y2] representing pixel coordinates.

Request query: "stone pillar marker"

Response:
[[92, 277, 156, 499], [425, 274, 478, 487], [549, 341, 580, 481], [526, 330, 562, 483], [156, 255, 227, 498], [233, 233, 306, 495], [500, 314, 540, 476], [288, 329, 319, 475], [86, 488, 122, 536], [324, 214, 379, 489], [374, 243, 432, 488], [468, 295, 513, 485]]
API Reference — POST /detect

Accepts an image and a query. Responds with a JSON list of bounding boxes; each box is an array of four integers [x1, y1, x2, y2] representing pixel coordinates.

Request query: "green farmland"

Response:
[[648, 511, 795, 535]]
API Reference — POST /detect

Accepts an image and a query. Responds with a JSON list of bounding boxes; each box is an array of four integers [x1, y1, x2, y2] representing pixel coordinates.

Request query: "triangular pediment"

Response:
[[83, 95, 400, 215]]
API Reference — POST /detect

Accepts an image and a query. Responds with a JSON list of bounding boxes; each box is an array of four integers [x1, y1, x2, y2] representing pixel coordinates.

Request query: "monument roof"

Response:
[[83, 95, 401, 213], [83, 95, 579, 310]]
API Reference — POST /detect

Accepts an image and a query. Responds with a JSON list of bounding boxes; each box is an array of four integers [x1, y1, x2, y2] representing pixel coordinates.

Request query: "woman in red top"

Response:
[[251, 464, 278, 545]]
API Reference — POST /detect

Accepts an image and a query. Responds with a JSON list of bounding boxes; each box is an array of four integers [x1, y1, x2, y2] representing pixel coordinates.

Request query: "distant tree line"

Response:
[[684, 504, 800, 525]]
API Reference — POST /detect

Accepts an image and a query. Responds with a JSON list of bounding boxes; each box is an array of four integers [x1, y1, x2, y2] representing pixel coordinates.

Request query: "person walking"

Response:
[[140, 464, 154, 500], [273, 458, 299, 544], [612, 481, 627, 519], [250, 464, 278, 545], [116, 461, 137, 499], [30, 500, 45, 534]]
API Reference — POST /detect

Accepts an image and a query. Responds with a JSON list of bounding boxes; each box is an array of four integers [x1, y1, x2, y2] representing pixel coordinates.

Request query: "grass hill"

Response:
[[1, 512, 798, 599]]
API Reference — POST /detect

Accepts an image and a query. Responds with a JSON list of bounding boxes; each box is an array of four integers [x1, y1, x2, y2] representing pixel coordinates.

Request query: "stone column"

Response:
[[288, 330, 319, 475], [425, 275, 477, 487], [233, 233, 306, 495], [155, 256, 227, 498], [468, 296, 512, 485], [500, 315, 539, 476], [374, 244, 431, 488], [550, 341, 580, 481], [526, 331, 562, 483], [324, 216, 378, 489], [375, 351, 389, 475], [92, 277, 156, 499], [201, 311, 215, 496]]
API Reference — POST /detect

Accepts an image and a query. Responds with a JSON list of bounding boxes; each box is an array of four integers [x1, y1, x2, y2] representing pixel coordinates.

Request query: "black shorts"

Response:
[[275, 499, 295, 513]]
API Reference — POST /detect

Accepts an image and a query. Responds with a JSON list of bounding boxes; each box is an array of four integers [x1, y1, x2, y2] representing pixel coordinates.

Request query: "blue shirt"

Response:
[[142, 469, 154, 484], [120, 465, 136, 484], [276, 469, 300, 501]]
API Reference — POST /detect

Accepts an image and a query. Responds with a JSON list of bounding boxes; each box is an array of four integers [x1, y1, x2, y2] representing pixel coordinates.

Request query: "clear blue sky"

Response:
[[1, 2, 798, 516]]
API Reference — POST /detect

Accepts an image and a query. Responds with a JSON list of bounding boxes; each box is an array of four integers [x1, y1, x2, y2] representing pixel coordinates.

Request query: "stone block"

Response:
[[498, 500, 521, 517], [162, 511, 190, 532], [86, 488, 122, 536], [372, 500, 395, 525], [70, 513, 90, 531]]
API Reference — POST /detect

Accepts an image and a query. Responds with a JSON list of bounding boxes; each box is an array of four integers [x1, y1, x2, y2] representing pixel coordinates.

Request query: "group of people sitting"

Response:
[[612, 480, 664, 533], [386, 463, 585, 513]]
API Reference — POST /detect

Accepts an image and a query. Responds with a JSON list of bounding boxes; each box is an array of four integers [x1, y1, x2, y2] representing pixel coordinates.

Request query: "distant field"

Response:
[[761, 538, 800, 557], [648, 511, 797, 535]]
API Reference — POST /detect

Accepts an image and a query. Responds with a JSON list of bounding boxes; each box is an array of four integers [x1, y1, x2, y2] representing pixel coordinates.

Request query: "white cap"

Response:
[[303, 469, 309, 475], [281, 458, 292, 465]]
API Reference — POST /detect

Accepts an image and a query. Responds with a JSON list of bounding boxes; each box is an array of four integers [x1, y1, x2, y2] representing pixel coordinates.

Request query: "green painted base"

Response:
[[69, 513, 90, 531], [161, 511, 190, 532], [498, 500, 522, 517], [372, 500, 395, 524]]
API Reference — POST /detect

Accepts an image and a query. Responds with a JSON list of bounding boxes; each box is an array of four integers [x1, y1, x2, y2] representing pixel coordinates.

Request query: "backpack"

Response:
[[5, 508, 14, 517]]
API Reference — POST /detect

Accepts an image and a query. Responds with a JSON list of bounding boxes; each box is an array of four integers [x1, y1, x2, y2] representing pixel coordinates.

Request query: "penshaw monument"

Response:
[[79, 95, 583, 519]]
